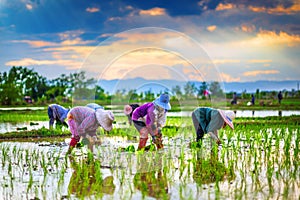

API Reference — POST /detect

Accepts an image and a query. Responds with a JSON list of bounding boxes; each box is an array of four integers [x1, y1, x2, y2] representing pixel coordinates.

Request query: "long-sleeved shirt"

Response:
[[132, 102, 166, 136], [68, 106, 99, 136], [192, 107, 224, 136], [49, 104, 69, 125]]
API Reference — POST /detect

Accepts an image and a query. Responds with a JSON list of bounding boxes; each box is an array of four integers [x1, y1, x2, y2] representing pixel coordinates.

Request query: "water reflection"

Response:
[[68, 155, 115, 198], [192, 148, 235, 185], [133, 154, 169, 199]]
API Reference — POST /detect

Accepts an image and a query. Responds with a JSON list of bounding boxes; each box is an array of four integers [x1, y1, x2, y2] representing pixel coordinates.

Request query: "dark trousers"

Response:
[[192, 112, 204, 142]]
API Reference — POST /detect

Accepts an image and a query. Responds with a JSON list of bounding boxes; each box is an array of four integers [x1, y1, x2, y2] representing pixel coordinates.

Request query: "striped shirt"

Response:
[[68, 106, 99, 136], [192, 107, 224, 136]]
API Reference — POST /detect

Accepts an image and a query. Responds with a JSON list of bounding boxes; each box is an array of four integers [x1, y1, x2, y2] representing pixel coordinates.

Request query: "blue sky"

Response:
[[0, 0, 300, 83]]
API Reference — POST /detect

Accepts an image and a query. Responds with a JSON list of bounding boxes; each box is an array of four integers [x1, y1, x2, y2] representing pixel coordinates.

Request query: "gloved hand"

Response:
[[152, 133, 163, 149]]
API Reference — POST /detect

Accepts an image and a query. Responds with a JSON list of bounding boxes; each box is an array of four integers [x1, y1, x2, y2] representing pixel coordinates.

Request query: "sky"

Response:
[[0, 0, 300, 83]]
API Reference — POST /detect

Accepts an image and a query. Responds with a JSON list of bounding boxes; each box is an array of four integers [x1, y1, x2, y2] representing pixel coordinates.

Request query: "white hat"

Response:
[[153, 94, 171, 110], [95, 109, 114, 131], [218, 110, 235, 130], [123, 105, 132, 115]]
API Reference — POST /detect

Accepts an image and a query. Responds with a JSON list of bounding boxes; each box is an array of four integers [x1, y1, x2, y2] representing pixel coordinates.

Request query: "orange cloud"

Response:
[[213, 59, 240, 64], [5, 58, 82, 69], [250, 30, 300, 47], [139, 7, 166, 16], [61, 38, 90, 46], [216, 3, 235, 11], [207, 25, 217, 32], [243, 70, 279, 76], [249, 3, 300, 15], [220, 73, 241, 82], [247, 59, 272, 63], [240, 24, 256, 33], [12, 40, 57, 48], [86, 7, 99, 13]]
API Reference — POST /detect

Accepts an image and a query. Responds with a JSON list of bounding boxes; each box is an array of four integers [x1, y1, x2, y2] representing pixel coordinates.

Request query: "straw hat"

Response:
[[218, 110, 235, 130], [123, 105, 132, 115], [95, 109, 114, 131], [153, 94, 171, 110]]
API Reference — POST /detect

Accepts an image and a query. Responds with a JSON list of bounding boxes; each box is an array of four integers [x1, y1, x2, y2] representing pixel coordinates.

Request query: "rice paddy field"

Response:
[[0, 111, 299, 200]]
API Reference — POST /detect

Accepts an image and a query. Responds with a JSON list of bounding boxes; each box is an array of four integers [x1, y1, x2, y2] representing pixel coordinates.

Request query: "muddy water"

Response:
[[0, 132, 298, 200]]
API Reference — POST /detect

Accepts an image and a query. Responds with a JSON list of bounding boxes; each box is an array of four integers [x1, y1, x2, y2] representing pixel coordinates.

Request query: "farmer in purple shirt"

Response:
[[132, 94, 171, 150], [48, 104, 70, 129], [66, 106, 114, 154]]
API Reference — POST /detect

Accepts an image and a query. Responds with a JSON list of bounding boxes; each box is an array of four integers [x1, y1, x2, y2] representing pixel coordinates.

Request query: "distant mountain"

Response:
[[97, 78, 300, 94]]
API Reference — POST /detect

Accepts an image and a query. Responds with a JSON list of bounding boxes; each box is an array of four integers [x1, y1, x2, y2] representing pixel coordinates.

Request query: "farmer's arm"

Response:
[[146, 106, 158, 136]]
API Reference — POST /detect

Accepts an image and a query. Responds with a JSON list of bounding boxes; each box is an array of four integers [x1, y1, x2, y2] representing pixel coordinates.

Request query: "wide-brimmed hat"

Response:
[[123, 105, 132, 115], [218, 110, 235, 130], [95, 109, 114, 131], [153, 94, 171, 110]]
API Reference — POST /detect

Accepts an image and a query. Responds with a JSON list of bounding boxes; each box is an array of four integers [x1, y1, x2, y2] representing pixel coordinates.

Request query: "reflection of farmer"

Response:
[[68, 156, 115, 198], [192, 107, 235, 145], [133, 154, 169, 199], [67, 106, 114, 154], [48, 104, 70, 129], [124, 104, 140, 125], [193, 149, 234, 185], [86, 103, 104, 110], [132, 94, 171, 150]]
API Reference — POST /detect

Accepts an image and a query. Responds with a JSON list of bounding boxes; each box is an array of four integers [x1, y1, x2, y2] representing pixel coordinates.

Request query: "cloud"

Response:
[[213, 59, 240, 64], [216, 3, 236, 11], [248, 3, 300, 15], [5, 58, 82, 69], [249, 30, 300, 47], [243, 70, 279, 76], [240, 24, 256, 33], [139, 7, 166, 16], [86, 7, 100, 13], [12, 40, 57, 48], [220, 72, 241, 82], [247, 59, 272, 63], [25, 4, 33, 10], [207, 25, 217, 32]]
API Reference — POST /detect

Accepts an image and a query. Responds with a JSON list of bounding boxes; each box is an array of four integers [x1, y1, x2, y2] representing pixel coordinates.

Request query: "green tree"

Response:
[[209, 81, 224, 98], [183, 82, 196, 99], [171, 85, 183, 100]]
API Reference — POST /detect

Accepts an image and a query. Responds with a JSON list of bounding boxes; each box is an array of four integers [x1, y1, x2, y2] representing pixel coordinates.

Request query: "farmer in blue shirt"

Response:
[[192, 107, 235, 145], [86, 103, 104, 110], [48, 104, 70, 129]]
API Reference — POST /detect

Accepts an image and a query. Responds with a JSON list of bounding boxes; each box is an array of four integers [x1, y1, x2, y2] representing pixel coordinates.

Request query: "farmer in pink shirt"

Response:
[[132, 94, 171, 150], [66, 106, 114, 154]]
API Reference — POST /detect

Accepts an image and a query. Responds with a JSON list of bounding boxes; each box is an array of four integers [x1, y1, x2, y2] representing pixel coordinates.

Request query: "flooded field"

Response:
[[0, 124, 299, 200], [1, 110, 300, 134]]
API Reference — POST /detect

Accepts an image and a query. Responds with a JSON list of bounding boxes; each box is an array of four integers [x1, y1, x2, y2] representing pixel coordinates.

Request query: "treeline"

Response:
[[0, 66, 223, 106], [0, 66, 298, 106]]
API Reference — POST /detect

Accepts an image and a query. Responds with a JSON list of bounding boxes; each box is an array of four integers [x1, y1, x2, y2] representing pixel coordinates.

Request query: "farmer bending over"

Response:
[[67, 106, 114, 154], [132, 94, 171, 150], [124, 104, 140, 125], [192, 107, 235, 145], [48, 104, 70, 129]]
